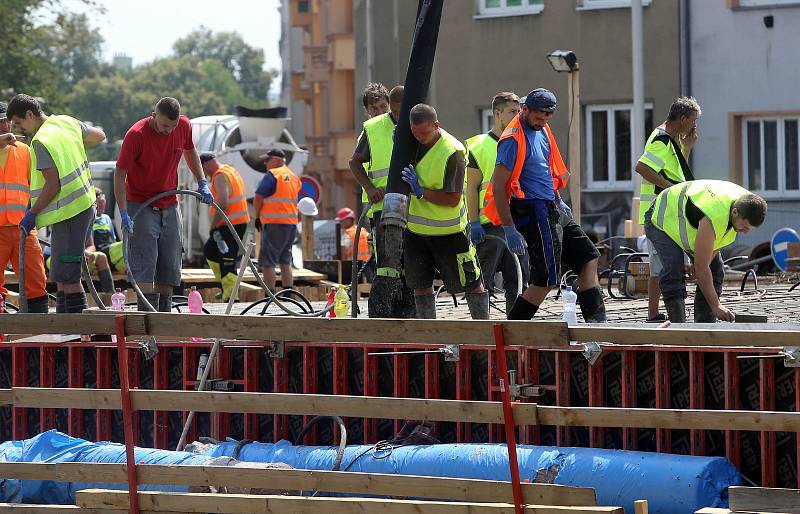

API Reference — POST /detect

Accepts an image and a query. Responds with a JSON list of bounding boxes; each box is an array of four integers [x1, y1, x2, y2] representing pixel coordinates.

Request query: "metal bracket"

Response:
[[783, 347, 800, 367], [140, 336, 159, 360], [442, 344, 460, 362], [208, 379, 235, 391], [582, 342, 603, 366], [507, 370, 546, 401], [269, 341, 286, 359], [367, 344, 461, 362]]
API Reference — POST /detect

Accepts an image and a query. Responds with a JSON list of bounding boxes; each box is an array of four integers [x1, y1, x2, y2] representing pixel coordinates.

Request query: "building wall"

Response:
[[689, 1, 800, 249], [280, 2, 307, 142]]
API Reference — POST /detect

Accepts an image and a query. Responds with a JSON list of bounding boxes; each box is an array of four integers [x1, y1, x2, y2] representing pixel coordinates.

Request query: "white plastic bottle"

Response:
[[188, 286, 204, 342], [111, 288, 126, 342], [562, 286, 579, 345]]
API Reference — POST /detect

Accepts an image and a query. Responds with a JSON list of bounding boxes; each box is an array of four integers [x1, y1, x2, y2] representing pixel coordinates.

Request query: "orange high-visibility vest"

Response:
[[0, 142, 31, 226], [342, 225, 370, 261], [209, 164, 250, 227], [259, 165, 301, 225], [482, 115, 569, 226]]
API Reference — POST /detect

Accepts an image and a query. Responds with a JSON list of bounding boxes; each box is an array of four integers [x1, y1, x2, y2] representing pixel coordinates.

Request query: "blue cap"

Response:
[[524, 88, 557, 113]]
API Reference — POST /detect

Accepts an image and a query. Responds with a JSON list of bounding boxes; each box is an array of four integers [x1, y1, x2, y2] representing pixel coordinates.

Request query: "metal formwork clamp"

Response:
[[507, 369, 546, 401], [442, 344, 460, 362], [782, 347, 800, 367], [582, 342, 603, 366], [269, 341, 286, 359]]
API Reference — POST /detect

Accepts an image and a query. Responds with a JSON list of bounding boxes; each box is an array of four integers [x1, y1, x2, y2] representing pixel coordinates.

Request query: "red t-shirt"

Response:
[[117, 115, 195, 208]]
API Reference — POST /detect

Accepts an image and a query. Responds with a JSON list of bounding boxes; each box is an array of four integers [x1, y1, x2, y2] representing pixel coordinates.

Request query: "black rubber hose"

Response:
[[294, 415, 347, 471], [350, 201, 372, 318], [275, 288, 313, 312]]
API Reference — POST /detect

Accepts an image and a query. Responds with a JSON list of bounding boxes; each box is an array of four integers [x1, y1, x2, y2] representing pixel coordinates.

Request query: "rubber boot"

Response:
[[414, 294, 436, 319], [505, 294, 518, 316], [664, 297, 686, 323], [508, 296, 538, 320], [27, 295, 49, 313], [55, 291, 66, 313], [65, 292, 88, 313], [465, 291, 490, 320], [577, 287, 607, 323], [220, 273, 238, 302], [158, 294, 173, 313], [693, 294, 716, 323], [207, 259, 222, 282], [138, 292, 160, 312], [99, 268, 115, 293]]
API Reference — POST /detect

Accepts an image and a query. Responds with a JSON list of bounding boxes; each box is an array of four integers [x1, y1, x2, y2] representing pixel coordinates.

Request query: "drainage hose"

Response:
[[484, 233, 523, 300], [294, 415, 347, 471]]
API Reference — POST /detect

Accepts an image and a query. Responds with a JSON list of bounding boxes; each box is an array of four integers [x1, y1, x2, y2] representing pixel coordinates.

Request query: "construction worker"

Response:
[[115, 97, 213, 312], [401, 103, 489, 320], [635, 97, 701, 322], [253, 149, 301, 292], [644, 180, 766, 323], [84, 187, 123, 293], [0, 101, 49, 312], [7, 94, 105, 313], [466, 92, 530, 314], [484, 89, 607, 323], [336, 207, 370, 262], [200, 153, 250, 301]]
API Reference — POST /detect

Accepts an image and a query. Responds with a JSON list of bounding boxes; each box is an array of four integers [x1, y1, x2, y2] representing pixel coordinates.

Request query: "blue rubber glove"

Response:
[[197, 179, 214, 204], [469, 220, 485, 245], [401, 165, 424, 199], [556, 196, 573, 219], [19, 210, 36, 234], [503, 225, 527, 255], [120, 208, 134, 234]]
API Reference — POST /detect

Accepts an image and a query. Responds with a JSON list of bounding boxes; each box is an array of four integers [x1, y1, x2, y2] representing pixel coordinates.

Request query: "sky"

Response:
[[62, 0, 283, 97]]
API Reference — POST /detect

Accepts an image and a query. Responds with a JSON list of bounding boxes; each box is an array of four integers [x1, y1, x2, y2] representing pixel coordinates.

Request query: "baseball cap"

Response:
[[523, 88, 557, 113], [199, 152, 216, 164], [0, 102, 7, 120], [259, 148, 286, 160]]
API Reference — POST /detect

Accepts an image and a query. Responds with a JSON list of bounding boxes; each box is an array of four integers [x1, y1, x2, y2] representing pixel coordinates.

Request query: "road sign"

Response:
[[771, 227, 800, 272], [300, 176, 321, 203]]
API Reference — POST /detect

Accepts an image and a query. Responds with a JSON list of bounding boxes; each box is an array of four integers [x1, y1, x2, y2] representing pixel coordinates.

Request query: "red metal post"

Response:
[[303, 347, 320, 444], [393, 353, 408, 435], [12, 347, 27, 439], [363, 347, 378, 442], [655, 351, 671, 452], [555, 352, 571, 446], [456, 349, 472, 442], [621, 351, 637, 450], [493, 323, 524, 514], [96, 348, 112, 441], [115, 315, 140, 514], [153, 350, 169, 449], [724, 353, 741, 468], [243, 348, 260, 440], [39, 348, 55, 431], [587, 353, 604, 448], [334, 348, 348, 440], [759, 358, 776, 487], [67, 347, 84, 437], [689, 351, 705, 455], [273, 354, 289, 441]]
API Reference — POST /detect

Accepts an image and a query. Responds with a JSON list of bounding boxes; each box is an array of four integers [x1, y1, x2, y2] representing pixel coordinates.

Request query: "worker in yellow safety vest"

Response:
[[7, 94, 105, 313], [644, 180, 767, 323], [201, 153, 251, 301], [335, 207, 370, 262], [253, 149, 301, 292], [635, 97, 700, 322], [400, 103, 488, 320]]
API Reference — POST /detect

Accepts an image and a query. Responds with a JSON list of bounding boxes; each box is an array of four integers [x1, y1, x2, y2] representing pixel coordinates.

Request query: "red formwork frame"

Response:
[[1, 338, 797, 488]]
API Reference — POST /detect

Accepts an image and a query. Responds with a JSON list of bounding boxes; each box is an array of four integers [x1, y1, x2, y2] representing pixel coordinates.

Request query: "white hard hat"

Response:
[[298, 196, 318, 216]]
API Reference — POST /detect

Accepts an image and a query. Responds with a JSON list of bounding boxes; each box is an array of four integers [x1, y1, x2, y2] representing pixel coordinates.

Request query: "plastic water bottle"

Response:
[[110, 288, 126, 342], [188, 286, 204, 341], [196, 353, 209, 382], [333, 285, 350, 318], [562, 286, 579, 345], [212, 231, 229, 254]]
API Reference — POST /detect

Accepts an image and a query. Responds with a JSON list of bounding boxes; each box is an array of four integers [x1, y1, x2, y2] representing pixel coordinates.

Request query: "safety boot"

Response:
[[693, 294, 716, 323], [577, 287, 607, 323], [508, 296, 538, 320], [466, 291, 490, 320], [414, 294, 436, 319], [138, 293, 160, 312], [664, 298, 686, 323]]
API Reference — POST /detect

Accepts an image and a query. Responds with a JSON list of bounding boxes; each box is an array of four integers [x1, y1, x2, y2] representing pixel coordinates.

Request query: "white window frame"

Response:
[[480, 108, 493, 134], [577, 0, 651, 11], [475, 0, 544, 19], [742, 116, 800, 198], [585, 102, 653, 191], [735, 0, 800, 8]]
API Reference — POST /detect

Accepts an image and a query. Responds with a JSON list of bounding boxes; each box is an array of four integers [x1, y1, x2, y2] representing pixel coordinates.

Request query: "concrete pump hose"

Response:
[[350, 201, 373, 318], [122, 189, 332, 317], [484, 233, 523, 299]]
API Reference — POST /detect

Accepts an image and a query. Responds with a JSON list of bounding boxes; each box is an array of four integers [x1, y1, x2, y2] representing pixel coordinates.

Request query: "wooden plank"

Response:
[[0, 463, 596, 506], [0, 506, 122, 514], [0, 314, 146, 336], [694, 509, 730, 514], [569, 326, 800, 347], [76, 490, 624, 514], [729, 486, 800, 514]]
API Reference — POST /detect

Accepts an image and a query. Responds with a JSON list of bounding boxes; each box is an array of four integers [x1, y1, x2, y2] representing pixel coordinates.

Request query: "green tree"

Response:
[[172, 26, 277, 102], [37, 13, 105, 88]]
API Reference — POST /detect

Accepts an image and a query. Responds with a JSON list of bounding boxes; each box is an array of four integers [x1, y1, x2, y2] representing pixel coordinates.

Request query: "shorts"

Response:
[[403, 230, 482, 294], [259, 223, 297, 266], [644, 237, 663, 277], [50, 206, 95, 284], [511, 198, 561, 287], [127, 201, 183, 287]]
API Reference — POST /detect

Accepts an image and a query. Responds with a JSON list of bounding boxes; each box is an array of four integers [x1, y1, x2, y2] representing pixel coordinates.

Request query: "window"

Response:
[[731, 0, 800, 8], [480, 109, 493, 134], [476, 0, 544, 18], [743, 117, 800, 196], [577, 0, 651, 10], [586, 103, 653, 190], [297, 0, 310, 13]]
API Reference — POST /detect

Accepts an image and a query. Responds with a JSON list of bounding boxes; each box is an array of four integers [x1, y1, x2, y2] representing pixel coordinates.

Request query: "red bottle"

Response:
[[326, 287, 336, 318]]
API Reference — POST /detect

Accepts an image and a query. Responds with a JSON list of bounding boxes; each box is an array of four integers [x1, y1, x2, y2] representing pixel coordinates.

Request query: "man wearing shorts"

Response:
[[253, 149, 300, 292], [115, 97, 213, 312], [483, 89, 606, 323]]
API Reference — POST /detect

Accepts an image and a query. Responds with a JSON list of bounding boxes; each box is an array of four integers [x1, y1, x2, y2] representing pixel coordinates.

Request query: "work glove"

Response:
[[120, 209, 134, 234], [19, 210, 36, 234], [197, 179, 214, 204], [469, 220, 485, 245], [556, 196, 573, 219], [503, 225, 527, 255], [255, 219, 263, 232], [401, 165, 424, 199]]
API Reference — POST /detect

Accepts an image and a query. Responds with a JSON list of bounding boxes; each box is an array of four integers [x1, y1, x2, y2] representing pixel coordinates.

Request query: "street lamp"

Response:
[[546, 50, 581, 226]]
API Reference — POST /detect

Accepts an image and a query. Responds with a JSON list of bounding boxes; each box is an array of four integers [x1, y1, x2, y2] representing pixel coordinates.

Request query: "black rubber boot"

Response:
[[27, 295, 49, 313], [693, 294, 716, 323], [664, 298, 686, 323], [99, 268, 115, 293], [414, 294, 436, 319], [65, 292, 88, 313], [465, 291, 490, 320], [158, 294, 173, 313], [55, 291, 66, 313], [577, 287, 607, 323], [508, 296, 538, 320], [138, 293, 160, 312], [505, 294, 518, 316]]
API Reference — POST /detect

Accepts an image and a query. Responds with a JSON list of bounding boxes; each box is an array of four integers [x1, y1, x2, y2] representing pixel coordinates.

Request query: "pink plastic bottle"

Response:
[[111, 288, 126, 342], [188, 286, 204, 341]]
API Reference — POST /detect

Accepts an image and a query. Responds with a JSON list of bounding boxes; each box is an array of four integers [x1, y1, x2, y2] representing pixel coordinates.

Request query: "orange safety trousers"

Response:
[[0, 225, 48, 299]]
